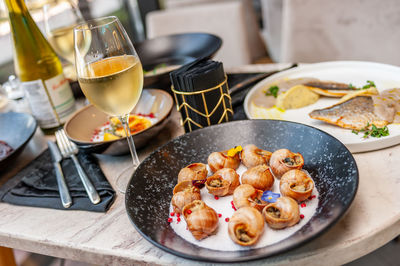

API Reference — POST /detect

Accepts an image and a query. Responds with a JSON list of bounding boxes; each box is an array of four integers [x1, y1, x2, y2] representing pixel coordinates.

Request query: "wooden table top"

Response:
[[0, 64, 399, 265]]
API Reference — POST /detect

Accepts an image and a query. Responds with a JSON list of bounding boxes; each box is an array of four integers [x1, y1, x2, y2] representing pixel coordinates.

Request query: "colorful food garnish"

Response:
[[91, 113, 155, 142]]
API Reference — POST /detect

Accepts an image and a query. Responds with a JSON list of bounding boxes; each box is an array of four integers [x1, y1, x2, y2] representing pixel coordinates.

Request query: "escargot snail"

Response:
[[207, 150, 240, 172], [228, 206, 264, 246], [178, 163, 208, 183], [241, 164, 274, 191], [269, 149, 304, 179], [241, 144, 272, 168], [232, 184, 268, 211], [262, 196, 300, 229], [182, 200, 219, 240], [171, 181, 201, 214], [280, 169, 314, 202]]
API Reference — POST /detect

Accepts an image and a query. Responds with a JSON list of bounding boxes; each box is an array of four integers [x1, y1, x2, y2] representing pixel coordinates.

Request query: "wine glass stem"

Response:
[[119, 114, 140, 167]]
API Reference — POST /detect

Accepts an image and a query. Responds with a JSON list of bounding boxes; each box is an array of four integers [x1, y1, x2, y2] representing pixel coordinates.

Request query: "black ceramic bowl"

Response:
[[0, 112, 37, 170], [136, 32, 222, 89], [125, 120, 358, 262]]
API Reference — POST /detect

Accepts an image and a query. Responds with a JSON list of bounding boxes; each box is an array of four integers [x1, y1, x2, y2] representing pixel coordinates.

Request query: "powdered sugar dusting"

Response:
[[170, 164, 319, 251]]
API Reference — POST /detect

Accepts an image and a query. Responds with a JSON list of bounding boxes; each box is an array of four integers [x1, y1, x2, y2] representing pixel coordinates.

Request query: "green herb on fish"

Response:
[[265, 85, 279, 98], [358, 80, 376, 90], [352, 123, 389, 138]]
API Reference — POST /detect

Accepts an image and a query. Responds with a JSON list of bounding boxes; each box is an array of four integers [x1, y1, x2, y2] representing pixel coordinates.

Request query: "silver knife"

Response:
[[48, 141, 72, 208]]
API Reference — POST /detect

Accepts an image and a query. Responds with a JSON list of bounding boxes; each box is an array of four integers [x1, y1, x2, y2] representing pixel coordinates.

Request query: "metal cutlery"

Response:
[[55, 129, 101, 204], [47, 141, 72, 208]]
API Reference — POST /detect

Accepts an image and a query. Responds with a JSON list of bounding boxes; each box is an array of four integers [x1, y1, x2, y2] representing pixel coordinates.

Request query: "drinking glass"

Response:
[[74, 16, 143, 193], [43, 0, 85, 65]]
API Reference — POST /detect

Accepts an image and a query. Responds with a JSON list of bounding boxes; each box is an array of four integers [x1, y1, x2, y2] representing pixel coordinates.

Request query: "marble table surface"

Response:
[[1, 64, 400, 265]]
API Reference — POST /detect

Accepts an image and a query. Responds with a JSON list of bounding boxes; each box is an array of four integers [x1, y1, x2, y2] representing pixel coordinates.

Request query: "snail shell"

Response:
[[262, 196, 300, 229], [269, 149, 304, 179], [280, 169, 314, 202], [241, 144, 272, 168], [182, 200, 219, 240], [214, 168, 240, 194], [205, 175, 230, 196], [178, 163, 208, 183], [171, 181, 201, 214], [233, 184, 268, 211], [207, 150, 240, 172], [228, 206, 265, 246], [241, 164, 274, 191]]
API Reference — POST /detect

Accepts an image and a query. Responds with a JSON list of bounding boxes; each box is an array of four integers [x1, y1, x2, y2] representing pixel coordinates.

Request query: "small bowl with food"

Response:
[[64, 88, 173, 155]]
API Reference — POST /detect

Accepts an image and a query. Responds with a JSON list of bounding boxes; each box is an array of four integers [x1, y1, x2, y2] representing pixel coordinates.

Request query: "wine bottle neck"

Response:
[[4, 0, 28, 14]]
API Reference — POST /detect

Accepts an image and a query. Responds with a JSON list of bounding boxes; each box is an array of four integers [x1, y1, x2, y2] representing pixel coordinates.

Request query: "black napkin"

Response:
[[171, 59, 233, 132], [0, 149, 115, 212]]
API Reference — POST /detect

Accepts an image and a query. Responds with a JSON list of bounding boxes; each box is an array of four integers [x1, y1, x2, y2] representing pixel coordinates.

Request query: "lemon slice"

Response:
[[276, 85, 320, 110]]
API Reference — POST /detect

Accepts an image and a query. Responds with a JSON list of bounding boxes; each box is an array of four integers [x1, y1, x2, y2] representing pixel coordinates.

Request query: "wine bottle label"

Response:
[[44, 74, 76, 123], [21, 74, 76, 129]]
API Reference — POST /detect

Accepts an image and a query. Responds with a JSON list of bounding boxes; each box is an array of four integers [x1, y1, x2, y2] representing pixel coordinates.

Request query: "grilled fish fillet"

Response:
[[309, 96, 389, 130]]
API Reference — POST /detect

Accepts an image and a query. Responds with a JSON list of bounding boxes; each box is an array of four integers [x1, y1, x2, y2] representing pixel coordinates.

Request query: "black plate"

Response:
[[125, 120, 358, 262], [135, 33, 222, 89], [0, 112, 37, 170]]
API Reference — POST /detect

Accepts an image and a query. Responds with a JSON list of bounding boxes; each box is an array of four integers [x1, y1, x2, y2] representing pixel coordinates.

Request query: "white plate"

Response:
[[244, 61, 400, 153]]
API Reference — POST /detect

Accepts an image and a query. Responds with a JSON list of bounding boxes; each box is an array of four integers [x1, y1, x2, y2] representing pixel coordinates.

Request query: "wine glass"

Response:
[[43, 0, 85, 79], [74, 16, 143, 193]]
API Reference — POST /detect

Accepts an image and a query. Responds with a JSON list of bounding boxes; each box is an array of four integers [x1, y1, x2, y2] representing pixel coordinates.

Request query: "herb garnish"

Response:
[[265, 85, 279, 98], [352, 123, 389, 138], [357, 80, 376, 90]]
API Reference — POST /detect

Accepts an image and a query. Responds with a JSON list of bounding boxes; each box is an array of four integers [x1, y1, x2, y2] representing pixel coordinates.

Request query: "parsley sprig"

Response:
[[265, 85, 279, 98], [352, 123, 389, 138], [356, 80, 376, 90]]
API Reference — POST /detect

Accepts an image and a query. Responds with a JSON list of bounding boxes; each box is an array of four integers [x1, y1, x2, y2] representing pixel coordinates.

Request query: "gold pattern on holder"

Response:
[[171, 76, 233, 132]]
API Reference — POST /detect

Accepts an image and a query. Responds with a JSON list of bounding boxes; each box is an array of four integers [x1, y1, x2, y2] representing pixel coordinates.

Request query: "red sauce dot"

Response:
[[300, 214, 305, 219], [230, 201, 234, 205], [167, 218, 173, 223], [177, 217, 181, 222], [218, 213, 222, 218], [232, 205, 237, 211], [177, 213, 180, 218], [214, 196, 219, 200], [225, 218, 230, 222], [170, 212, 175, 216], [301, 203, 306, 208], [186, 210, 192, 215]]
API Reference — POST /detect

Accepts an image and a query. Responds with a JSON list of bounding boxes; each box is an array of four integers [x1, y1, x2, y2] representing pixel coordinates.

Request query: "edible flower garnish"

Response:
[[265, 85, 280, 98], [192, 179, 207, 189], [352, 123, 389, 138], [227, 145, 243, 157], [261, 191, 280, 203]]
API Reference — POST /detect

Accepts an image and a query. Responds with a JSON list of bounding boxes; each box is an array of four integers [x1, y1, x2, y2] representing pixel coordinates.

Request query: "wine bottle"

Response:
[[4, 0, 76, 134]]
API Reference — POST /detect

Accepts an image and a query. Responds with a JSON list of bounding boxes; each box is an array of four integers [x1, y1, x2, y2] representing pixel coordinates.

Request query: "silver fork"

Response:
[[55, 129, 101, 204]]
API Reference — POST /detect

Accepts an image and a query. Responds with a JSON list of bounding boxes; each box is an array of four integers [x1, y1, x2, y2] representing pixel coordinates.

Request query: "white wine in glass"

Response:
[[78, 55, 143, 116], [74, 16, 143, 193], [44, 0, 88, 65]]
